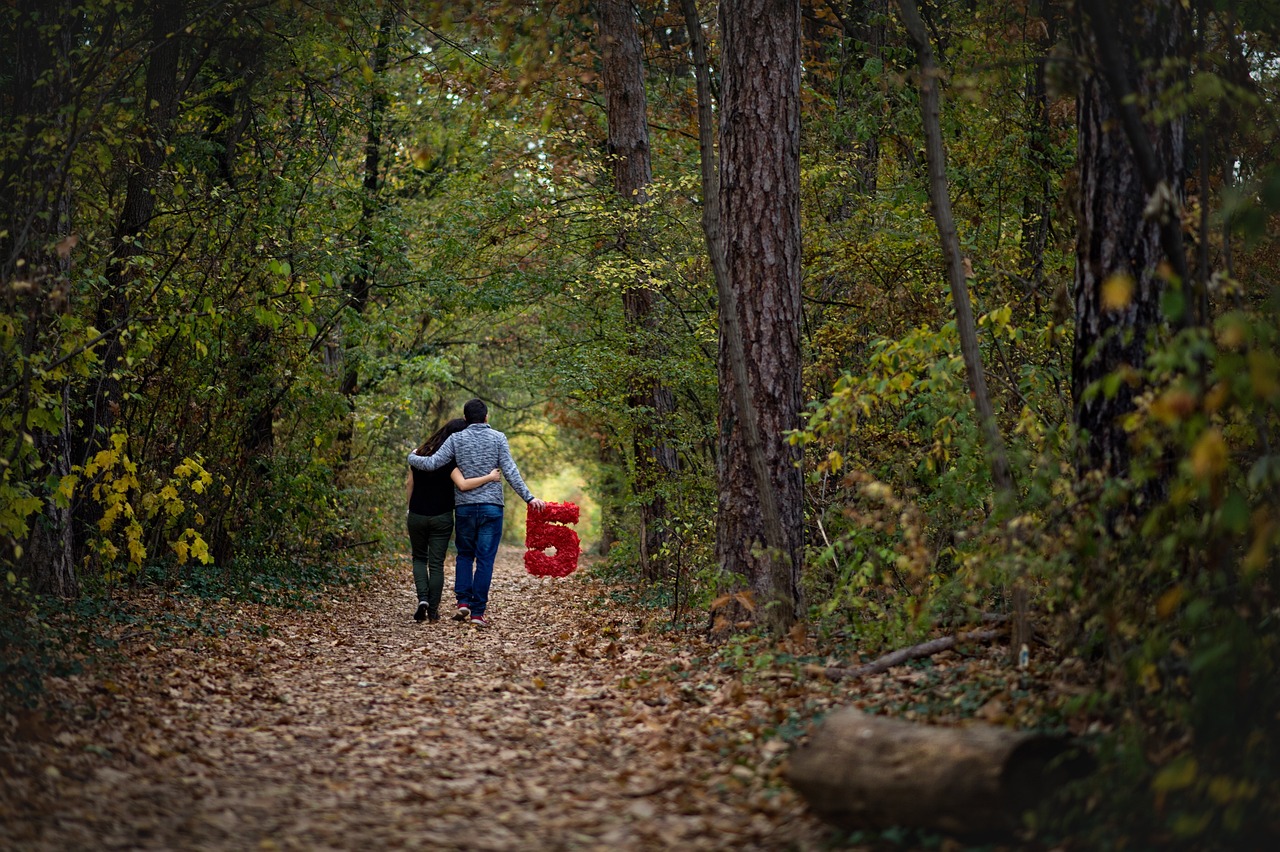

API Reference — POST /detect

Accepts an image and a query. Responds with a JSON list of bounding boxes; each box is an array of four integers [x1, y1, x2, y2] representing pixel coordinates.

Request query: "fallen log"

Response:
[[786, 708, 1091, 837], [814, 629, 1002, 681]]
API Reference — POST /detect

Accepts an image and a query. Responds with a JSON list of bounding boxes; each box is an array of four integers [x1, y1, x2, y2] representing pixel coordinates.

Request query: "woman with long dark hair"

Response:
[[407, 418, 500, 622]]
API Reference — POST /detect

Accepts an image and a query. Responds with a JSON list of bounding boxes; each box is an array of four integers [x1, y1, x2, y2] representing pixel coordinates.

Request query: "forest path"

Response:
[[2, 546, 839, 850]]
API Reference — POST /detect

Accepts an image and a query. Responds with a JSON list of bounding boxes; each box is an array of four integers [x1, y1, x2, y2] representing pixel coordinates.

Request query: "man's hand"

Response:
[[529, 498, 548, 511]]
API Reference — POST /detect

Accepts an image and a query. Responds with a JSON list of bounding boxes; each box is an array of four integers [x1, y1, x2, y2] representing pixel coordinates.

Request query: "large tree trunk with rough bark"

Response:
[[713, 0, 805, 632], [598, 0, 678, 582], [1072, 0, 1186, 481]]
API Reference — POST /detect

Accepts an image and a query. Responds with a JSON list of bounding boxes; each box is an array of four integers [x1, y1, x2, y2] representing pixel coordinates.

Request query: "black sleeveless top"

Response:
[[408, 463, 457, 516]]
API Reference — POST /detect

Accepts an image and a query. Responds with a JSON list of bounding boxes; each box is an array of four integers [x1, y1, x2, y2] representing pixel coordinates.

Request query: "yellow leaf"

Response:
[[128, 529, 146, 565], [1243, 515, 1274, 578], [1101, 273, 1135, 311], [1152, 755, 1198, 792], [1190, 428, 1227, 479], [1156, 585, 1184, 619], [1139, 662, 1161, 693], [1248, 349, 1279, 402], [1203, 382, 1229, 414], [1216, 317, 1247, 350], [57, 474, 79, 500], [1150, 389, 1196, 425]]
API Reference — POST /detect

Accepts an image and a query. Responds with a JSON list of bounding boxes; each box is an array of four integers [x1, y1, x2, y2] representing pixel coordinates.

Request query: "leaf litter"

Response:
[[2, 546, 1079, 850]]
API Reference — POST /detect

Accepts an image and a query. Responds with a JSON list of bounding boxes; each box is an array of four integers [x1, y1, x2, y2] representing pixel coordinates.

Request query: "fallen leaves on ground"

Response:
[[2, 547, 1090, 850], [1, 547, 848, 850]]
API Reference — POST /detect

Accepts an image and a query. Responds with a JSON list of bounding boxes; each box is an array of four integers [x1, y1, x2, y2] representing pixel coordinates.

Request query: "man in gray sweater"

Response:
[[407, 399, 545, 627]]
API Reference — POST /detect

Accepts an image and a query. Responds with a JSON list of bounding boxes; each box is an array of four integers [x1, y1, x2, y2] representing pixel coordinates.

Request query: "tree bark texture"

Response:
[[598, 0, 679, 582], [1072, 0, 1185, 479], [787, 708, 1091, 835], [715, 0, 805, 630]]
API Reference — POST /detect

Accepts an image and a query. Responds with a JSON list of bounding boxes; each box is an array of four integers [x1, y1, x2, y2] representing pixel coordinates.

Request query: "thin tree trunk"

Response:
[[899, 0, 1022, 658], [89, 0, 184, 451], [338, 6, 396, 467], [598, 0, 679, 582], [71, 0, 186, 567], [897, 0, 1014, 500], [5, 0, 79, 595], [1020, 0, 1057, 310]]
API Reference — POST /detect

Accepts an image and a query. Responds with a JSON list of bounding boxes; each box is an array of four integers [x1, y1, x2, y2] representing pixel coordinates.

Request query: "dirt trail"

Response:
[[2, 546, 839, 850]]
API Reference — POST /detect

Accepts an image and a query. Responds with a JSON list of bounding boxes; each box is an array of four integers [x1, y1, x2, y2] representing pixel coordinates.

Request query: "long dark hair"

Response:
[[415, 417, 468, 456]]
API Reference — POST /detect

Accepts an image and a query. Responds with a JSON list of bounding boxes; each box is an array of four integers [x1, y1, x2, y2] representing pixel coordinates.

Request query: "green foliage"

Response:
[[3, 2, 1280, 845], [1038, 301, 1280, 845]]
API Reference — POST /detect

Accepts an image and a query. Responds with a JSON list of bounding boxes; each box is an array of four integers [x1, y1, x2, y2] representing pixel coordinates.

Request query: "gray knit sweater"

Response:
[[407, 423, 535, 506]]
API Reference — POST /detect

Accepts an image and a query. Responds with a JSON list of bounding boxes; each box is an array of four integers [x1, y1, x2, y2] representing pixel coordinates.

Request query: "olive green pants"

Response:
[[406, 510, 453, 616]]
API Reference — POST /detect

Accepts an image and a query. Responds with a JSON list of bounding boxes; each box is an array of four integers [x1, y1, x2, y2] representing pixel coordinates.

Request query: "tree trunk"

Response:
[[1072, 0, 1186, 480], [338, 6, 396, 468], [815, 0, 887, 201], [898, 0, 1014, 502], [71, 0, 186, 567], [846, 0, 887, 196], [88, 0, 184, 451], [598, 0, 679, 582], [4, 0, 78, 595], [710, 0, 806, 633], [787, 708, 1091, 836], [1019, 0, 1058, 309]]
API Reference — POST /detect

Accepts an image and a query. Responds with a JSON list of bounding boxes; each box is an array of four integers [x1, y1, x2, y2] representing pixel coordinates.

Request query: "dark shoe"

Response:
[[428, 613, 440, 623], [414, 602, 429, 623], [452, 603, 471, 622]]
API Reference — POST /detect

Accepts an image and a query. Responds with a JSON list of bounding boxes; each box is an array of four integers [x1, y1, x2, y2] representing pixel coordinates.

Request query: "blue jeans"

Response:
[[453, 503, 503, 617]]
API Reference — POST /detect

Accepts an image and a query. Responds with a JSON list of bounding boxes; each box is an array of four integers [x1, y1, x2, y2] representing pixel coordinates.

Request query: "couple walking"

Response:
[[405, 398, 546, 627]]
